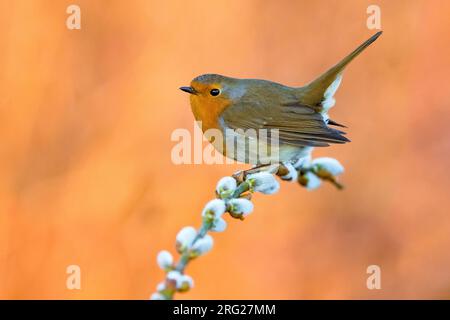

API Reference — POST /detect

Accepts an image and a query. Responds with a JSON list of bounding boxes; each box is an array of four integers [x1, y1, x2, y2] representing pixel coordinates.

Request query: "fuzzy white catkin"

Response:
[[304, 172, 322, 190], [202, 199, 226, 218], [176, 226, 197, 250], [210, 217, 227, 232], [261, 183, 280, 194], [179, 274, 194, 289], [156, 250, 173, 270], [246, 172, 280, 194], [228, 198, 254, 217], [150, 292, 166, 300], [280, 162, 298, 181], [312, 157, 344, 176], [216, 176, 237, 195], [156, 282, 166, 292], [167, 270, 183, 287], [191, 235, 214, 255], [293, 155, 312, 169]]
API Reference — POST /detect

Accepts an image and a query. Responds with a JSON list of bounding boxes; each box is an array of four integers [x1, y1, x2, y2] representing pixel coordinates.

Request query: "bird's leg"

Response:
[[232, 163, 281, 182]]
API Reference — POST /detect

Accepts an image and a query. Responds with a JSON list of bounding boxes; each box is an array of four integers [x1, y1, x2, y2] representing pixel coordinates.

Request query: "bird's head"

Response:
[[180, 74, 246, 130]]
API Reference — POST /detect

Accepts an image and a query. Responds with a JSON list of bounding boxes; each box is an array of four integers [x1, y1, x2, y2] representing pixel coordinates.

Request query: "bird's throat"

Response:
[[190, 96, 230, 133]]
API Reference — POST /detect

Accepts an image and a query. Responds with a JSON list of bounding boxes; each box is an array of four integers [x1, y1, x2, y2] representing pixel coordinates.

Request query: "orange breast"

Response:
[[190, 95, 230, 133]]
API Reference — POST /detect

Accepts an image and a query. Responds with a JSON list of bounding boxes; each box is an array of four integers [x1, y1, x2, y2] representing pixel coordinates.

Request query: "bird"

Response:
[[180, 32, 382, 165]]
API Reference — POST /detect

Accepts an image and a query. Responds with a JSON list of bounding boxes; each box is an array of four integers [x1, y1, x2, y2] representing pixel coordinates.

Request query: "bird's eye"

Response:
[[210, 88, 220, 96]]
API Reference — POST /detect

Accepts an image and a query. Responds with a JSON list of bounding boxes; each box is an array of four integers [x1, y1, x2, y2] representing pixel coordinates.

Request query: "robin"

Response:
[[180, 32, 382, 165]]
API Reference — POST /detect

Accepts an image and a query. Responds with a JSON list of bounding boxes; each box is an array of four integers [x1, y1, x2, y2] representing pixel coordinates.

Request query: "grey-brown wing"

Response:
[[220, 101, 349, 148]]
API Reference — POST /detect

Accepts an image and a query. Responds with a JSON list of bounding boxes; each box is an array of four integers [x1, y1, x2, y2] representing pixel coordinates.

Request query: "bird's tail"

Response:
[[298, 31, 382, 108]]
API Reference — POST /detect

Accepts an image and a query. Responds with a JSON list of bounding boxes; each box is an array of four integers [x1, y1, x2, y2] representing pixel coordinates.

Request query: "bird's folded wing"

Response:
[[220, 102, 349, 148]]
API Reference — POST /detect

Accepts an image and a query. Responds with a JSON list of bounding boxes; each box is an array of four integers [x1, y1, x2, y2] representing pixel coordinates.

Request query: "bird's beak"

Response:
[[179, 86, 197, 95]]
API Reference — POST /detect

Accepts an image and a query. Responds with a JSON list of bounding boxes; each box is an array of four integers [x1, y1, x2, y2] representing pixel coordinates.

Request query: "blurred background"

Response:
[[1, 0, 449, 299]]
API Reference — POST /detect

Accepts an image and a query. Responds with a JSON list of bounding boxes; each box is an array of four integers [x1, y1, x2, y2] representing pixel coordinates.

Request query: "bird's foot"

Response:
[[232, 163, 280, 182]]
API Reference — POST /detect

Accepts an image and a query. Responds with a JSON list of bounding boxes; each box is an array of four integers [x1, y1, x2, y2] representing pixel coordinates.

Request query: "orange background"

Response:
[[1, 0, 450, 299]]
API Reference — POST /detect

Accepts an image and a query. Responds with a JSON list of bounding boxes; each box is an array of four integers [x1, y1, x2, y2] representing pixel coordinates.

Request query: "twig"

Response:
[[150, 157, 345, 300]]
